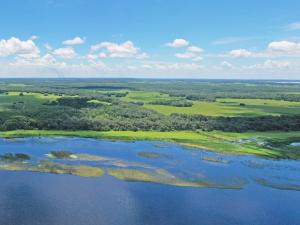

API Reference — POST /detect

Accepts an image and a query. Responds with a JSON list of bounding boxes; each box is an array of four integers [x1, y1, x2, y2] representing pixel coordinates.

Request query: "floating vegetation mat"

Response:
[[201, 156, 231, 164], [253, 178, 300, 191], [137, 151, 167, 159], [107, 168, 246, 189], [0, 160, 104, 177]]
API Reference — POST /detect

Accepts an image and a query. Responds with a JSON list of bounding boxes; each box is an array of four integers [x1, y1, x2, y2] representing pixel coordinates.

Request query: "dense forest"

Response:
[[0, 79, 300, 132]]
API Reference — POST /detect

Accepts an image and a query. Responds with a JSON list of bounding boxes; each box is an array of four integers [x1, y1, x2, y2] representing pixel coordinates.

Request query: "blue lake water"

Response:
[[1, 137, 300, 225]]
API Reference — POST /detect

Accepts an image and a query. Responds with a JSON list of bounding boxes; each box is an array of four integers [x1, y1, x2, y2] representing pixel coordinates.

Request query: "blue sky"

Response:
[[0, 0, 300, 79]]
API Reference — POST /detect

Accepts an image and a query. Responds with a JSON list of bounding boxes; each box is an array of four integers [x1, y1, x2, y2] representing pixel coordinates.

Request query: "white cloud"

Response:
[[99, 52, 107, 58], [229, 49, 252, 58], [187, 46, 204, 53], [30, 35, 39, 40], [91, 41, 146, 58], [53, 47, 77, 59], [226, 41, 300, 59], [87, 54, 98, 61], [192, 56, 203, 62], [250, 59, 290, 69], [175, 45, 204, 61], [268, 41, 300, 53], [166, 39, 189, 48], [175, 52, 196, 59], [286, 22, 300, 31], [11, 54, 66, 68], [135, 52, 149, 59], [0, 37, 40, 57], [63, 37, 85, 45], [221, 61, 233, 69], [45, 43, 53, 51]]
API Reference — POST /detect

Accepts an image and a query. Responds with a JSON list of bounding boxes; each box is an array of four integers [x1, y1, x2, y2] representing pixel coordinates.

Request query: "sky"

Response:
[[0, 0, 300, 79]]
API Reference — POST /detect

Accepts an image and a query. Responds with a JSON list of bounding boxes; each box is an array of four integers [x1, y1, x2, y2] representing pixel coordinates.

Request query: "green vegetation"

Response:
[[201, 156, 231, 164], [254, 178, 300, 191], [138, 151, 166, 159], [0, 160, 105, 177], [1, 130, 300, 159], [48, 150, 74, 159], [1, 79, 300, 159], [144, 98, 300, 116], [0, 153, 31, 162], [1, 79, 300, 132], [107, 168, 246, 189]]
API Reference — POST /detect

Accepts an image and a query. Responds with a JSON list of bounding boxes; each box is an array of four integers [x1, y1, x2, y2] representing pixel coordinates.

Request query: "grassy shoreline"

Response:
[[0, 130, 300, 159]]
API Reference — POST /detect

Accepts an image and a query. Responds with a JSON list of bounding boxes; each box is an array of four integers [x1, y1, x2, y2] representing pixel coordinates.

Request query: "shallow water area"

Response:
[[0, 137, 300, 225], [290, 142, 300, 147]]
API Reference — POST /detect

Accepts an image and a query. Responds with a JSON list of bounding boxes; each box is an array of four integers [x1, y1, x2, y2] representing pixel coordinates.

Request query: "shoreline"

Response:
[[1, 130, 300, 159]]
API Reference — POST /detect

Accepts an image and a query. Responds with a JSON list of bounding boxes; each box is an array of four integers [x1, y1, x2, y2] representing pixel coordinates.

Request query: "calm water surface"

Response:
[[0, 137, 300, 225]]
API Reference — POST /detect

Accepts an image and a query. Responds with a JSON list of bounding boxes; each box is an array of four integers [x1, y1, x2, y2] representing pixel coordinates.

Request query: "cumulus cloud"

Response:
[[229, 49, 252, 58], [53, 47, 77, 59], [0, 37, 40, 57], [10, 54, 66, 73], [192, 56, 203, 62], [175, 52, 196, 59], [91, 41, 146, 58], [187, 46, 204, 53], [175, 45, 204, 61], [268, 41, 300, 53], [227, 41, 300, 59], [63, 37, 85, 45], [166, 39, 189, 48]]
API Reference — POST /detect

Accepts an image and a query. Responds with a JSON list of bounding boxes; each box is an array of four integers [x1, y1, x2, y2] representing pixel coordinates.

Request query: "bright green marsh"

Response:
[[1, 130, 300, 159]]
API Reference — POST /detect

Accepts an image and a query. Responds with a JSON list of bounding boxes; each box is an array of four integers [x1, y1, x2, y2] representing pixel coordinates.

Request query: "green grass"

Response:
[[1, 130, 300, 159], [122, 91, 173, 103], [0, 92, 62, 110], [6, 92, 61, 101], [143, 96, 300, 116], [119, 90, 300, 116]]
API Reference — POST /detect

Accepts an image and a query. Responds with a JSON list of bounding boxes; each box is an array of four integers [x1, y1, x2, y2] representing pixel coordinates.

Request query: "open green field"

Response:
[[123, 91, 300, 116], [122, 91, 173, 103], [145, 98, 300, 116], [1, 130, 300, 159], [0, 92, 63, 111]]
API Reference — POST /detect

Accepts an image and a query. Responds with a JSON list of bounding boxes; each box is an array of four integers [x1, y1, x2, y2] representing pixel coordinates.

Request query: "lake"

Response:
[[0, 137, 300, 225]]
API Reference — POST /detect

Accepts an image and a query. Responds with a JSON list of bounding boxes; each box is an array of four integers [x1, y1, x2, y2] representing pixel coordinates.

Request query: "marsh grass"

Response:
[[0, 160, 104, 177], [107, 168, 246, 189], [254, 178, 300, 191], [1, 130, 300, 159], [0, 153, 31, 162], [137, 151, 166, 159], [201, 156, 231, 164]]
